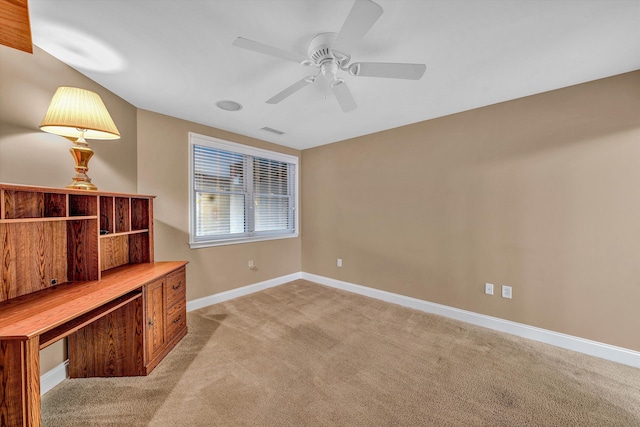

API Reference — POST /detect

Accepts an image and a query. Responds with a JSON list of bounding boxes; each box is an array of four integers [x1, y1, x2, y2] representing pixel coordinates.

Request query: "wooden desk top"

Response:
[[0, 261, 187, 340]]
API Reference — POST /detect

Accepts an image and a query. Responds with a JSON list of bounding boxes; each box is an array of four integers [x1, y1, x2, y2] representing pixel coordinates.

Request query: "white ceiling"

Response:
[[29, 0, 640, 150]]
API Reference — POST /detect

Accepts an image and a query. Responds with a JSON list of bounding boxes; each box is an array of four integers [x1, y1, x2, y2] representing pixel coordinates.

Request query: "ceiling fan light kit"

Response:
[[232, 0, 426, 113]]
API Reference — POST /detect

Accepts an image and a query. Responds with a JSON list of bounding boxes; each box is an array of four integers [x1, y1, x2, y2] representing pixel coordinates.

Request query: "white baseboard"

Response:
[[301, 272, 640, 369], [41, 360, 68, 395], [40, 270, 638, 394], [186, 272, 302, 312]]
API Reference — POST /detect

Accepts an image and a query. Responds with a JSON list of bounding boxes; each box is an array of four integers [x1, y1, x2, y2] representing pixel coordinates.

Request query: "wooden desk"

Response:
[[0, 261, 188, 427]]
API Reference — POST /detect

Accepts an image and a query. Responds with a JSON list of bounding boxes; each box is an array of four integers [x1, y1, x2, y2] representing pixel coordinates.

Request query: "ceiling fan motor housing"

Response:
[[308, 32, 350, 67]]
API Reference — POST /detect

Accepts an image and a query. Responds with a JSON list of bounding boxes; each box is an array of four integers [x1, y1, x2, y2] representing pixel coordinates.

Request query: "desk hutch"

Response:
[[0, 183, 188, 426]]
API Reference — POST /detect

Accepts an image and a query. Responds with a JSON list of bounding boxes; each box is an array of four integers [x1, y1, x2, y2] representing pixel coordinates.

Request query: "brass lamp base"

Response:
[[67, 143, 98, 191]]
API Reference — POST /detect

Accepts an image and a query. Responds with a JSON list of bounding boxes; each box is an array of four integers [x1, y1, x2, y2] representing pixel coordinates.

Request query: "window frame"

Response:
[[188, 132, 299, 248]]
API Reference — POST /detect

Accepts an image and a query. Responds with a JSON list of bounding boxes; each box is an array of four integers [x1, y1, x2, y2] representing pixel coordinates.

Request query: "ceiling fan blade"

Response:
[[266, 77, 315, 104], [349, 62, 426, 80], [331, 81, 357, 112], [233, 37, 308, 64], [331, 0, 383, 55]]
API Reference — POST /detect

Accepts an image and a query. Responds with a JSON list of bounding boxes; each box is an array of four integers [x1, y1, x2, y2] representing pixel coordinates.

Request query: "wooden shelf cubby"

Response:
[[115, 197, 130, 233], [98, 193, 153, 273], [69, 194, 97, 216], [0, 183, 156, 301], [100, 195, 114, 233], [3, 189, 68, 219]]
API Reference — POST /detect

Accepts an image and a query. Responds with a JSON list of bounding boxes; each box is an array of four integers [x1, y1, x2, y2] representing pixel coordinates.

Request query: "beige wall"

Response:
[[302, 71, 640, 352], [0, 45, 138, 374], [0, 46, 137, 192], [136, 109, 301, 301]]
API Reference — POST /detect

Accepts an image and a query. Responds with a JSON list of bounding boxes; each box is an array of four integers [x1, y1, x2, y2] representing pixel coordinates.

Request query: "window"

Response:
[[189, 133, 298, 247]]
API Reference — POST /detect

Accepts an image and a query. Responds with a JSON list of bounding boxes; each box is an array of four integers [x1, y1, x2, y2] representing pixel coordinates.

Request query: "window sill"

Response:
[[189, 232, 298, 249]]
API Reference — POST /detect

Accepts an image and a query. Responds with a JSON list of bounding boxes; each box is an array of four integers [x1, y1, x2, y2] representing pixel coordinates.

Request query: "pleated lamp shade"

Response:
[[39, 86, 120, 140]]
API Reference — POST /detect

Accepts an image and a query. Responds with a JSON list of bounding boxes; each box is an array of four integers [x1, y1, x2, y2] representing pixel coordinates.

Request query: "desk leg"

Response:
[[0, 337, 41, 427]]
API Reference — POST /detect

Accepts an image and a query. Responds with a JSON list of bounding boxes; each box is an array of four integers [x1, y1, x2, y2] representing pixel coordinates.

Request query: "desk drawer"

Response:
[[167, 300, 186, 339], [166, 267, 186, 308]]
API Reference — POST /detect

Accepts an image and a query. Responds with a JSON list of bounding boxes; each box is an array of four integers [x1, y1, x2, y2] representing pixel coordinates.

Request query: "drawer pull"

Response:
[[172, 281, 182, 290], [173, 314, 183, 323], [148, 319, 154, 326]]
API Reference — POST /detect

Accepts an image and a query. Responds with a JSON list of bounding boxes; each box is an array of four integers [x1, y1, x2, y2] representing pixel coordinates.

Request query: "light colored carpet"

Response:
[[42, 280, 640, 426]]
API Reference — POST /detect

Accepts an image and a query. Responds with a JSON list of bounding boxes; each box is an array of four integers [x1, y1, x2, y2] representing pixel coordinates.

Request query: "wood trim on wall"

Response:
[[0, 0, 33, 53]]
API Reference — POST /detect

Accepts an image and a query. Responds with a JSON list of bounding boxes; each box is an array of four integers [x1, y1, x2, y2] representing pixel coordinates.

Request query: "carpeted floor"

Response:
[[42, 280, 640, 426]]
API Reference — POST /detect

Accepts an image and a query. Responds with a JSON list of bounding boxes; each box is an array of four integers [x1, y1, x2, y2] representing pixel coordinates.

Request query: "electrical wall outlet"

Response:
[[248, 260, 257, 271], [502, 285, 512, 299], [484, 283, 494, 295], [337, 258, 342, 267]]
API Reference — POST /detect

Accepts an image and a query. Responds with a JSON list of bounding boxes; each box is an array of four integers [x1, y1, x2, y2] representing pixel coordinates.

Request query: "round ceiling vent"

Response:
[[216, 100, 243, 111]]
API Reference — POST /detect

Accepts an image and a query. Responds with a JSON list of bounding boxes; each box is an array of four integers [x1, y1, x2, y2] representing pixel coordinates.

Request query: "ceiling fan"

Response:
[[232, 0, 426, 113]]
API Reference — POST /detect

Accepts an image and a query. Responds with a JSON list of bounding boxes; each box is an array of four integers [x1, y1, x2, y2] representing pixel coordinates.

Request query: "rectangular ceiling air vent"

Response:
[[260, 126, 285, 135]]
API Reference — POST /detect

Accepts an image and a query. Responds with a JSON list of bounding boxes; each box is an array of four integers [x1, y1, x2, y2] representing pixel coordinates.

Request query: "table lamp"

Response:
[[40, 86, 120, 190]]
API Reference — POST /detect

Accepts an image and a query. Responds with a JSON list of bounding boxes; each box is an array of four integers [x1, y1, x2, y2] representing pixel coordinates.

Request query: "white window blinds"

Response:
[[189, 133, 298, 247]]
